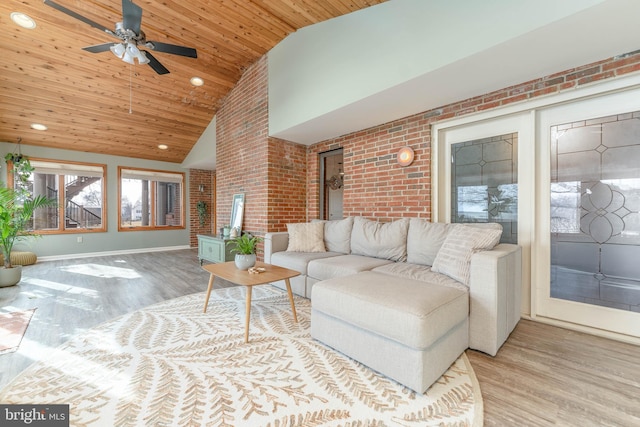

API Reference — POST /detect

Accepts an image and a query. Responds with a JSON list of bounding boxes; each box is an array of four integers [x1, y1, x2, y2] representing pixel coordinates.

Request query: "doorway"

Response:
[[319, 149, 344, 220], [434, 112, 534, 315]]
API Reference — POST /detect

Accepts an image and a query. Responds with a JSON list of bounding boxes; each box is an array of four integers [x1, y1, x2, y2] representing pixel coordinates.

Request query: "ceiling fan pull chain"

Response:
[[129, 63, 133, 114]]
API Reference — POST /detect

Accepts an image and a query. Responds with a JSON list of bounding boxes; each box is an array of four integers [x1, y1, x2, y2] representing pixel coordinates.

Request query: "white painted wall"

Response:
[[267, 0, 638, 145], [0, 142, 191, 257], [182, 116, 216, 170]]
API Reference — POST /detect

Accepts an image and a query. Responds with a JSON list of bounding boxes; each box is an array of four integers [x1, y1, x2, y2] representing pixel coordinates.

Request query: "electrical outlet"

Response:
[[77, 236, 83, 243]]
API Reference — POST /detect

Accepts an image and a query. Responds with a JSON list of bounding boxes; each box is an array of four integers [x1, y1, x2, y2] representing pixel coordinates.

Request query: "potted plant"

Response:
[[0, 186, 57, 287], [196, 200, 207, 227], [1, 152, 57, 286], [226, 233, 262, 270]]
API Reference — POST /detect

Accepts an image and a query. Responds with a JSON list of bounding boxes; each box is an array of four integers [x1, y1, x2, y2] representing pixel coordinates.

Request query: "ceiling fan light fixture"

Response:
[[10, 12, 36, 29], [127, 43, 140, 56], [125, 42, 149, 64], [137, 50, 150, 64], [122, 50, 135, 65], [110, 43, 125, 58]]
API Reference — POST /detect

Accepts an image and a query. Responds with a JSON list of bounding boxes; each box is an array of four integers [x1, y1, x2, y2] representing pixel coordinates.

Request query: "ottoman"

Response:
[[0, 251, 37, 266], [311, 271, 469, 393]]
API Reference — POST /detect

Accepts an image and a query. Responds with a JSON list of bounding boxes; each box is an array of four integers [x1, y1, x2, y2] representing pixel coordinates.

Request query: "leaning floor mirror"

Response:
[[230, 193, 245, 235]]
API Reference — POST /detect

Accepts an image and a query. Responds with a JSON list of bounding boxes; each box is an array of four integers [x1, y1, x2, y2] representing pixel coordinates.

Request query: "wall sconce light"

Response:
[[198, 184, 205, 192], [397, 146, 415, 167]]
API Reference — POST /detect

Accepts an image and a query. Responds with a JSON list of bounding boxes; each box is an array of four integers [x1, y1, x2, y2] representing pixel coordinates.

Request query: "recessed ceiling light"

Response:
[[30, 123, 48, 131], [190, 76, 204, 86], [11, 12, 36, 29], [158, 144, 168, 150]]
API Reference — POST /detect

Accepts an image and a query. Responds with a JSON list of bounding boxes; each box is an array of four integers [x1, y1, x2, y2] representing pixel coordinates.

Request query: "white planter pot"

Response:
[[235, 254, 256, 270], [0, 265, 22, 287]]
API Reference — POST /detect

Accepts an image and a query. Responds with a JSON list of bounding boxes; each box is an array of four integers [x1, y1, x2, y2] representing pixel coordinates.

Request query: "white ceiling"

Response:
[[184, 0, 640, 170]]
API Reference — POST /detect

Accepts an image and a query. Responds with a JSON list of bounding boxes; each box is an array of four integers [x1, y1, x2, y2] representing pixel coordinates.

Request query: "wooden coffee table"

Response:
[[202, 261, 300, 343]]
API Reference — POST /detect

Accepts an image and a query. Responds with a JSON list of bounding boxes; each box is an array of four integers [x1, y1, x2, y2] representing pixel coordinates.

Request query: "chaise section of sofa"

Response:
[[311, 270, 470, 393]]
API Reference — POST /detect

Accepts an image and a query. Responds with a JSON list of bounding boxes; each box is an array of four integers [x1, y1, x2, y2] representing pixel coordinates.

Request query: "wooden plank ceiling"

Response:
[[0, 0, 386, 163]]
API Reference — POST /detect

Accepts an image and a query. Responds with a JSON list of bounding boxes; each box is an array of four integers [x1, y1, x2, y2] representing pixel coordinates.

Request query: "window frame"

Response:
[[7, 158, 107, 234], [118, 166, 186, 231]]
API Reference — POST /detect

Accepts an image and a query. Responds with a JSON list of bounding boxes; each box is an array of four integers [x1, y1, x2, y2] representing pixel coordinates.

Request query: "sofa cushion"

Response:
[[372, 262, 468, 292], [350, 217, 409, 262], [308, 254, 393, 281], [286, 222, 326, 252], [431, 224, 502, 285], [270, 251, 343, 275], [324, 217, 354, 253], [406, 219, 451, 266], [312, 271, 469, 349]]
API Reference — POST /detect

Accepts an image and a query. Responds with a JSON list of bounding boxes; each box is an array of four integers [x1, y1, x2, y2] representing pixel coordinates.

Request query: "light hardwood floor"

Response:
[[1, 249, 639, 426]]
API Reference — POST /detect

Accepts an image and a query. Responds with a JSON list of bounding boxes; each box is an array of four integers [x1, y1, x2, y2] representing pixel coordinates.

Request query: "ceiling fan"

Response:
[[43, 0, 197, 75]]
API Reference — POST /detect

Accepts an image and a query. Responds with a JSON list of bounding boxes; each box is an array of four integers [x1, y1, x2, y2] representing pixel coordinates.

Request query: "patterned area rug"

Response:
[[0, 286, 482, 426], [0, 308, 35, 355]]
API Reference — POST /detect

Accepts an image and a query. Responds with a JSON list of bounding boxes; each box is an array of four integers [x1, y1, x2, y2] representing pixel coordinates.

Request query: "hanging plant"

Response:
[[196, 200, 207, 227], [4, 138, 34, 192]]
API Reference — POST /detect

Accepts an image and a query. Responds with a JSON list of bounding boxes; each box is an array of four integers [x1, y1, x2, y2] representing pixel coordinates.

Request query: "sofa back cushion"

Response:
[[286, 222, 326, 252], [431, 223, 502, 285], [323, 217, 354, 253], [350, 217, 409, 262], [406, 219, 451, 266]]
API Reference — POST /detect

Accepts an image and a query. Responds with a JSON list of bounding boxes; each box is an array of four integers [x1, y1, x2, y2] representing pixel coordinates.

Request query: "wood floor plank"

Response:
[[1, 249, 639, 426], [467, 320, 640, 426]]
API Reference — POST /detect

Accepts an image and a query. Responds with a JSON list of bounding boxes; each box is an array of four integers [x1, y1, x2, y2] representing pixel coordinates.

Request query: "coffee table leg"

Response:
[[244, 286, 252, 343], [203, 273, 215, 313], [284, 278, 298, 323]]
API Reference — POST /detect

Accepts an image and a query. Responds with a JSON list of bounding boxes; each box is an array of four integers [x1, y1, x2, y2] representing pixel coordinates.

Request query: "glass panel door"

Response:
[[536, 89, 640, 339], [550, 112, 640, 313], [434, 112, 533, 316]]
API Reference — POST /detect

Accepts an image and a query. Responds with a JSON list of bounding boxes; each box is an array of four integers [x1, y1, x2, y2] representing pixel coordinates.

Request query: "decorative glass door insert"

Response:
[[451, 133, 518, 243], [550, 111, 640, 313]]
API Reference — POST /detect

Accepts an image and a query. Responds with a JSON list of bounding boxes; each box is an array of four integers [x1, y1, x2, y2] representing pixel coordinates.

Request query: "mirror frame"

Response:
[[230, 193, 245, 234]]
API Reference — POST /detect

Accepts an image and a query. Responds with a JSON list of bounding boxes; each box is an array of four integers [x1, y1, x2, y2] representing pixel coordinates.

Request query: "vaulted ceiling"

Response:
[[0, 0, 386, 163]]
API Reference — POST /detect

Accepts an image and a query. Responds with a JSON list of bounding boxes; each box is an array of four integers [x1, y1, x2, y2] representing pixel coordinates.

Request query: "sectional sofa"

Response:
[[264, 216, 521, 393]]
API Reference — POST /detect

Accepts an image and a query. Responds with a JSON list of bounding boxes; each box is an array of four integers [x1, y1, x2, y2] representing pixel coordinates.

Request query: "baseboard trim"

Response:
[[37, 245, 192, 262], [530, 315, 640, 346]]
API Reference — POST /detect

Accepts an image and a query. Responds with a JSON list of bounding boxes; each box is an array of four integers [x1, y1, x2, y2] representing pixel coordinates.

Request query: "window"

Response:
[[119, 167, 185, 230], [14, 159, 106, 233]]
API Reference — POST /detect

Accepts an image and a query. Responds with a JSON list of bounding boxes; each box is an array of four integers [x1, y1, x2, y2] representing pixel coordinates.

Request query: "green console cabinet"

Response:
[[197, 234, 234, 264]]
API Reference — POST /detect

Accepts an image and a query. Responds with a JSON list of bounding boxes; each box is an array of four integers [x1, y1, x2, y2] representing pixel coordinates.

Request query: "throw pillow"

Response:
[[350, 217, 410, 262], [431, 224, 502, 285], [286, 222, 326, 252]]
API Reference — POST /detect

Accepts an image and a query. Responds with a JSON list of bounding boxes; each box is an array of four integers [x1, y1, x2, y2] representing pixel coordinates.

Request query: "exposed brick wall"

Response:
[[307, 51, 640, 222], [208, 50, 640, 239], [188, 169, 214, 247], [267, 137, 307, 231], [216, 57, 269, 238], [215, 56, 307, 252]]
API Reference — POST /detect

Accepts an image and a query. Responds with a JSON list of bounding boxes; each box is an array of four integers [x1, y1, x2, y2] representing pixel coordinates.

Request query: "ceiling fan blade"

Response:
[[144, 51, 170, 75], [82, 43, 116, 53], [43, 0, 116, 37], [122, 0, 143, 35], [146, 41, 197, 58]]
